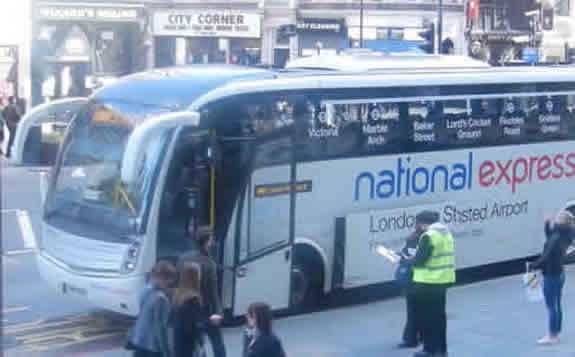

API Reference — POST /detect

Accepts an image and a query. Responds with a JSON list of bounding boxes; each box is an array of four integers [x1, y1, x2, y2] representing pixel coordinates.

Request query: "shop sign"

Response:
[[297, 19, 345, 34], [153, 11, 261, 38], [37, 5, 140, 22]]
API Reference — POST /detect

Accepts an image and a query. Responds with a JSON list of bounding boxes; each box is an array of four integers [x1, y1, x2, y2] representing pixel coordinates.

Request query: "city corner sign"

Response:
[[37, 5, 140, 22], [153, 11, 261, 38]]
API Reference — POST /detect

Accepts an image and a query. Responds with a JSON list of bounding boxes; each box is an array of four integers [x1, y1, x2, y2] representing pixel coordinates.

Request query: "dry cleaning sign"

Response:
[[153, 11, 261, 38]]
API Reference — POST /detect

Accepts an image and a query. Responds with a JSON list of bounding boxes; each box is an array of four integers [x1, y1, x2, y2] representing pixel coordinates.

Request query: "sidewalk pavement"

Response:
[[70, 265, 575, 357]]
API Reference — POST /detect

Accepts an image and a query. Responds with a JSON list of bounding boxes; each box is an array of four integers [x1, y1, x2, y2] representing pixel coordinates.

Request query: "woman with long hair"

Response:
[[173, 262, 207, 357], [243, 302, 286, 357], [180, 225, 226, 357], [531, 210, 575, 344], [127, 261, 176, 357]]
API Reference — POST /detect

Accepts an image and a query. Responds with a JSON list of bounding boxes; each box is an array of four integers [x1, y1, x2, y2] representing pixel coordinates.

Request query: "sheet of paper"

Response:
[[374, 244, 400, 264]]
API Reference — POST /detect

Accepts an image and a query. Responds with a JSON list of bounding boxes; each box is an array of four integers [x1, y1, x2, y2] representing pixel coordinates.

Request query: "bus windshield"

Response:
[[45, 99, 174, 240]]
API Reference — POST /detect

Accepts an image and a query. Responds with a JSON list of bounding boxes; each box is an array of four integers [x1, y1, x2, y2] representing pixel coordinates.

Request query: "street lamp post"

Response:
[[360, 0, 364, 48], [437, 0, 443, 54]]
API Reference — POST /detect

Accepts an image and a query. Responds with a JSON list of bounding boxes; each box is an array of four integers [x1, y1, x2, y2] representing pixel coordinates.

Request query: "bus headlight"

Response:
[[121, 240, 141, 274]]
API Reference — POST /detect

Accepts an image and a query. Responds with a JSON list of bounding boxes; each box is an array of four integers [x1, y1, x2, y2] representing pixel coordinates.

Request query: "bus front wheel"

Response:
[[290, 249, 324, 310]]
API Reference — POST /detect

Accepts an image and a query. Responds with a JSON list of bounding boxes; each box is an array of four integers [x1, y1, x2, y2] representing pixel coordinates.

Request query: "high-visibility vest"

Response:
[[412, 225, 456, 284]]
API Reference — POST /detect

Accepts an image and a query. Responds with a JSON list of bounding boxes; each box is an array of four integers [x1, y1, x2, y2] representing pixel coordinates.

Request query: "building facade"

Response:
[[31, 0, 467, 105], [1, 0, 32, 107], [466, 0, 575, 64]]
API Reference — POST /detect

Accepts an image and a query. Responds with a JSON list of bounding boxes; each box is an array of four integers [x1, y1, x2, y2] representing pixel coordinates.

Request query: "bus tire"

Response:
[[290, 246, 324, 311], [563, 206, 575, 264]]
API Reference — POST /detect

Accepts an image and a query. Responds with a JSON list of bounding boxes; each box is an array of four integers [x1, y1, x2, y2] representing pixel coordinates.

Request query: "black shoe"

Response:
[[413, 351, 433, 357], [397, 342, 419, 349]]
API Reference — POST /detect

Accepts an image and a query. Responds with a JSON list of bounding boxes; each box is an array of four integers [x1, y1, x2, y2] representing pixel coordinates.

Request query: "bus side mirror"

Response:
[[122, 112, 200, 185]]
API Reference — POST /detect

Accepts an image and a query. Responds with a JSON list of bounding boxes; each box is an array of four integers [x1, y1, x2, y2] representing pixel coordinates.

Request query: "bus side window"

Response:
[[535, 95, 570, 141], [295, 99, 406, 161], [568, 95, 575, 139], [497, 96, 529, 145], [408, 100, 440, 152]]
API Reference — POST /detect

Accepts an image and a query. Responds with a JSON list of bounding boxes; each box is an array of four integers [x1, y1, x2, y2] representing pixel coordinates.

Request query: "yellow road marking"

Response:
[[2, 306, 29, 314], [4, 313, 132, 352], [5, 315, 88, 333]]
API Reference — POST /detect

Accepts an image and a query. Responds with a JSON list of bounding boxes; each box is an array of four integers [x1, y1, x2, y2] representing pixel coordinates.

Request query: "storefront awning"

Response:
[[347, 40, 425, 54]]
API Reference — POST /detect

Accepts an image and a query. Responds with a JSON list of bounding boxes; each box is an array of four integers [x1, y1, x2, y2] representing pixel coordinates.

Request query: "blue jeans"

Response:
[[543, 272, 565, 336]]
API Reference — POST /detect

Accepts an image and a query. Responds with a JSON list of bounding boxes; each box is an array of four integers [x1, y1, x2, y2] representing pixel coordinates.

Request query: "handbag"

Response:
[[394, 258, 413, 288], [522, 263, 543, 303]]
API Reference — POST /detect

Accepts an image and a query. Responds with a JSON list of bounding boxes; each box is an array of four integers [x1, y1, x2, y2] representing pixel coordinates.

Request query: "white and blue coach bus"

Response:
[[14, 53, 575, 317]]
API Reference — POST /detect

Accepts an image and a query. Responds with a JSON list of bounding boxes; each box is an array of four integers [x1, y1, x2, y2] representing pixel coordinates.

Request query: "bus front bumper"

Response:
[[36, 252, 143, 316]]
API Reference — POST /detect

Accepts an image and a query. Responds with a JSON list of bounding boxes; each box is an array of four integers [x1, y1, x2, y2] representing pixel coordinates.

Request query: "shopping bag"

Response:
[[522, 263, 543, 303]]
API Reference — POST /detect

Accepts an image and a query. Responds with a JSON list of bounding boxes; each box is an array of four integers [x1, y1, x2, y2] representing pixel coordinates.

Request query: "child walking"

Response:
[[243, 302, 286, 357]]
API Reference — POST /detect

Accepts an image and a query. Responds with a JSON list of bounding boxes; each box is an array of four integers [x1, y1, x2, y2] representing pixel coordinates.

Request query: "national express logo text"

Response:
[[354, 151, 575, 201]]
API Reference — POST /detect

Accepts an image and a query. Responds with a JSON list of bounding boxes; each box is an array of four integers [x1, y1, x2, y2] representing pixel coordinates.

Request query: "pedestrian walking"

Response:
[[0, 108, 5, 156], [3, 96, 22, 158], [173, 262, 207, 357], [529, 210, 575, 345], [243, 302, 286, 357], [180, 225, 226, 357], [397, 230, 423, 349], [411, 210, 455, 357], [126, 261, 177, 357]]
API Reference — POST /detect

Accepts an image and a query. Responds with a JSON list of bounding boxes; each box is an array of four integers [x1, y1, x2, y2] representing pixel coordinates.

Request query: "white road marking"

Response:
[[2, 306, 29, 314], [1, 209, 20, 213], [4, 248, 35, 256], [16, 210, 37, 249]]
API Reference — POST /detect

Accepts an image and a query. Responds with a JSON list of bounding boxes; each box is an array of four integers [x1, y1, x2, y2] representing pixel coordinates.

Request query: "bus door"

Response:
[[12, 98, 87, 165], [232, 103, 295, 315]]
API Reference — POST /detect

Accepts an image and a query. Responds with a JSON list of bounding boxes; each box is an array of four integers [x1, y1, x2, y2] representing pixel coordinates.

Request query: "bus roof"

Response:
[[285, 51, 491, 71], [90, 57, 575, 123], [92, 65, 277, 111], [92, 54, 489, 112], [190, 65, 575, 110]]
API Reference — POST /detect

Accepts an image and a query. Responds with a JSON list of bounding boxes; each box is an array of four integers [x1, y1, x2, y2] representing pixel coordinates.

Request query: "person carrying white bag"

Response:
[[522, 263, 543, 303], [527, 211, 575, 345]]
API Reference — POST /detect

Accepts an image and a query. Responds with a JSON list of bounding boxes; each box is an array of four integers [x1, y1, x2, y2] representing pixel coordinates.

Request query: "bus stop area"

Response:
[[49, 265, 575, 357]]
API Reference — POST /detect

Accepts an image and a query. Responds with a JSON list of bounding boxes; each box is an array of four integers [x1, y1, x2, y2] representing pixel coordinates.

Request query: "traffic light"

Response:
[[418, 23, 435, 54]]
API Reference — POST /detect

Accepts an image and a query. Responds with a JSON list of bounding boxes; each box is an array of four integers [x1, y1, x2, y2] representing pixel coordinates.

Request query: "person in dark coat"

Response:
[[3, 96, 21, 158], [530, 210, 575, 345], [180, 225, 226, 357], [243, 302, 286, 357], [127, 261, 176, 357], [397, 231, 423, 348], [0, 108, 5, 156], [173, 262, 207, 357]]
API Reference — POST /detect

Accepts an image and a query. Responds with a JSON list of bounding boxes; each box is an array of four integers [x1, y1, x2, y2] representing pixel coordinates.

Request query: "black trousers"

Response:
[[402, 291, 421, 344], [205, 323, 226, 357], [6, 126, 16, 158], [413, 283, 448, 354]]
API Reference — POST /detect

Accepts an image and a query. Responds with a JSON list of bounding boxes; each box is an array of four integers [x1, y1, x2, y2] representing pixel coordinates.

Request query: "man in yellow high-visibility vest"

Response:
[[412, 210, 455, 357]]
